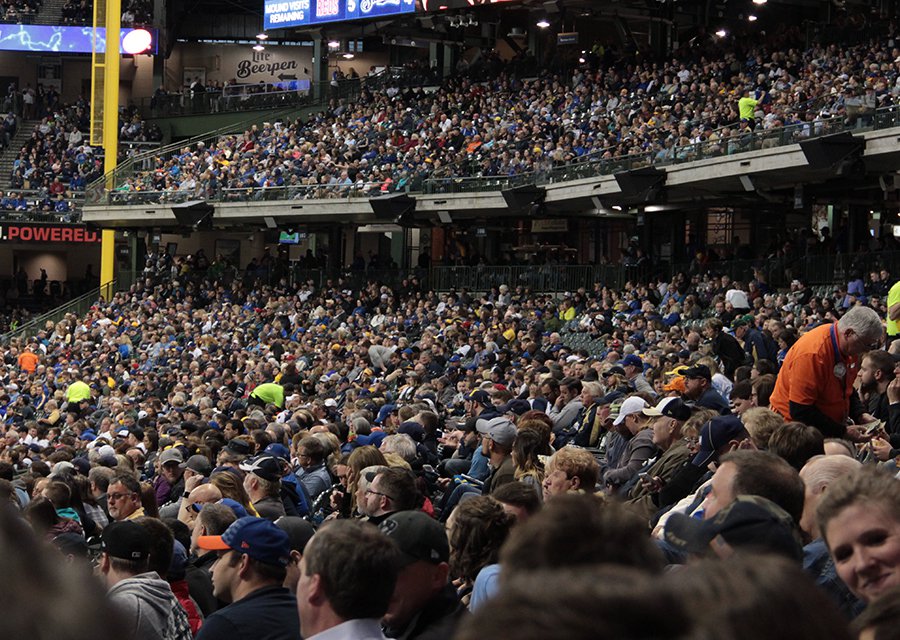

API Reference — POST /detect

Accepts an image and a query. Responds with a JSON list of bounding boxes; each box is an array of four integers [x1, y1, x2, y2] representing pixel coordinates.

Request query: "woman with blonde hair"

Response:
[[210, 470, 259, 516]]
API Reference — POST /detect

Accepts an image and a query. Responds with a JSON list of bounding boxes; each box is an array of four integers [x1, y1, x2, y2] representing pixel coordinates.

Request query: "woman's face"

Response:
[[826, 503, 900, 603]]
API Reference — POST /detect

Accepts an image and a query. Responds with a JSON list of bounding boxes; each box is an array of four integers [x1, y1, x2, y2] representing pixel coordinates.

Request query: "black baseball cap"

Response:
[[239, 455, 282, 482], [379, 511, 449, 566], [664, 495, 802, 561], [682, 365, 712, 381], [102, 521, 151, 562]]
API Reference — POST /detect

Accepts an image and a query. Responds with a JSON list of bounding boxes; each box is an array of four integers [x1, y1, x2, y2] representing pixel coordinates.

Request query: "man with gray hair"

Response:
[[798, 454, 864, 618], [770, 306, 883, 440]]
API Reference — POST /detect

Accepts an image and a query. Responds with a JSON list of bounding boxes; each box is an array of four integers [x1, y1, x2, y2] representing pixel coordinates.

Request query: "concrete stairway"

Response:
[[0, 119, 40, 190], [34, 0, 67, 25]]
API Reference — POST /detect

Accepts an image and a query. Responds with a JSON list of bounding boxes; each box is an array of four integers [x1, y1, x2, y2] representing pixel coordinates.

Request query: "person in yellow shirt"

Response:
[[887, 280, 900, 343], [738, 87, 765, 129]]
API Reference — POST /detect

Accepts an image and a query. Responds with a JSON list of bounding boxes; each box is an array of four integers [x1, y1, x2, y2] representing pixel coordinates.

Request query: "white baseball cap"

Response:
[[612, 396, 649, 426]]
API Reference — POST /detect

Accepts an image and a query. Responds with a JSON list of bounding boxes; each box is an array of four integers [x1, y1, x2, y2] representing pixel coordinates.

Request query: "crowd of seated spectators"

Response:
[[107, 19, 900, 203], [60, 0, 90, 25], [0, 0, 38, 24], [0, 239, 899, 638], [120, 0, 151, 26], [9, 99, 103, 199], [118, 107, 162, 143], [0, 190, 77, 220], [4, 99, 159, 213]]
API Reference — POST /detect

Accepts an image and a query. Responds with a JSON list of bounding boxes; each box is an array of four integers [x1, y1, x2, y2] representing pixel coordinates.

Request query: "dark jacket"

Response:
[[194, 585, 300, 640], [712, 330, 746, 378], [384, 583, 466, 640], [186, 551, 219, 617]]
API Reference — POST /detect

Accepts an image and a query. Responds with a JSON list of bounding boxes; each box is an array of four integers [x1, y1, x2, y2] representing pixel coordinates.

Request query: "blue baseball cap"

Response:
[[218, 498, 249, 519], [264, 443, 291, 461], [692, 415, 750, 467], [196, 516, 290, 567]]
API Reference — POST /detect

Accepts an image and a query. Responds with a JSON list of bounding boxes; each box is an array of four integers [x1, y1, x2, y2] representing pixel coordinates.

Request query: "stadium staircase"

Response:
[[35, 0, 66, 25], [0, 118, 40, 191]]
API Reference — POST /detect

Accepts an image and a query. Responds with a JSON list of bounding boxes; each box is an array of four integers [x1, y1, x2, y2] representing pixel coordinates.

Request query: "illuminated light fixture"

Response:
[[253, 44, 265, 51], [343, 52, 354, 59], [256, 32, 268, 40], [714, 28, 727, 37], [578, 57, 585, 63], [536, 18, 550, 28], [122, 28, 152, 54], [748, 14, 757, 21], [328, 39, 340, 48], [752, 0, 767, 4]]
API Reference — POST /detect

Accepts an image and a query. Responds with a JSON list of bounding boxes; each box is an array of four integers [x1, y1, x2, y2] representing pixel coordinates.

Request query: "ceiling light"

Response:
[[714, 28, 727, 37], [256, 33, 268, 40], [343, 53, 355, 59], [752, 0, 767, 4], [253, 44, 265, 51], [328, 39, 340, 48], [536, 18, 550, 28], [748, 14, 757, 21]]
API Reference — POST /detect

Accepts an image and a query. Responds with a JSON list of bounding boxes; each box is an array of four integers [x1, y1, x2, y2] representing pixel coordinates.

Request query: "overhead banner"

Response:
[[264, 0, 415, 29], [0, 224, 101, 243], [0, 25, 157, 54]]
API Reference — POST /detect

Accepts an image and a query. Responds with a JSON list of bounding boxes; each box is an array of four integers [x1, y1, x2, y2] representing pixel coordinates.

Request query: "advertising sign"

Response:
[[0, 224, 101, 243], [264, 0, 415, 29], [0, 25, 157, 54]]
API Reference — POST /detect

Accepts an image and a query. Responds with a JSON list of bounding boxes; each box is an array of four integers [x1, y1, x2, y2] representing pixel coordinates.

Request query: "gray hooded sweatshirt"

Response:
[[107, 572, 193, 640]]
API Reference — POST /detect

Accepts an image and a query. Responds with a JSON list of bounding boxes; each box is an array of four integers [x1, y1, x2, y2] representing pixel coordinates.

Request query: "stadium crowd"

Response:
[[0, 0, 38, 24], [103, 22, 900, 202], [2, 98, 161, 217], [1, 245, 900, 639]]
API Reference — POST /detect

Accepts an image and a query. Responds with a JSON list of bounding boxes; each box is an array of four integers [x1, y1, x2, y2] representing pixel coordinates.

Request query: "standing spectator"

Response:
[[770, 307, 882, 439]]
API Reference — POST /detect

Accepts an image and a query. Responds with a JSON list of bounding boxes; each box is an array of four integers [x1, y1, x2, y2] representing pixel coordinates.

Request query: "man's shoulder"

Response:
[[204, 587, 298, 633]]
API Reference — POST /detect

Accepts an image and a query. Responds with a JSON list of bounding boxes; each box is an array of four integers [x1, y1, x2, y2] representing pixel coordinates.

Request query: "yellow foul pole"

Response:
[[91, 0, 120, 302]]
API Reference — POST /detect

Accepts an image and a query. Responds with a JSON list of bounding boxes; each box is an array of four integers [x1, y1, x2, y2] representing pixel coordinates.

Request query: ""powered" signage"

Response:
[[0, 224, 101, 243]]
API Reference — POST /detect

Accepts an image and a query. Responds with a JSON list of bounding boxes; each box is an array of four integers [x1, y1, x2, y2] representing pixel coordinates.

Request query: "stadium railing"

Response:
[[0, 280, 116, 345], [87, 103, 900, 206]]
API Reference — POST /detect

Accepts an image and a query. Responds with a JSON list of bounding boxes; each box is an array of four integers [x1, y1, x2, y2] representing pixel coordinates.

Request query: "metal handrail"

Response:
[[89, 103, 900, 206], [0, 280, 116, 345], [86, 73, 381, 204]]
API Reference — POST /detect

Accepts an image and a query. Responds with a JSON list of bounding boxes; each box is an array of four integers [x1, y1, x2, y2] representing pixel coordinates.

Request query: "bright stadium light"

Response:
[[122, 28, 152, 54], [253, 43, 265, 51], [536, 18, 550, 28], [748, 14, 757, 21], [328, 39, 341, 48], [752, 0, 767, 4], [343, 52, 355, 59], [715, 28, 727, 37], [256, 32, 268, 40]]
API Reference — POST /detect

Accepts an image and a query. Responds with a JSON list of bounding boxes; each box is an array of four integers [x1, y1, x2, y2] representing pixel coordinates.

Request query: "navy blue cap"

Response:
[[197, 516, 290, 567], [219, 498, 249, 519], [498, 399, 531, 416], [692, 415, 750, 467], [621, 354, 643, 368], [468, 390, 491, 407], [399, 421, 425, 442], [264, 443, 290, 461]]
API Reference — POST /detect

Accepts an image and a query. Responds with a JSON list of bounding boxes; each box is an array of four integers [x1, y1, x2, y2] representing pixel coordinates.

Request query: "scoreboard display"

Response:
[[264, 0, 415, 29]]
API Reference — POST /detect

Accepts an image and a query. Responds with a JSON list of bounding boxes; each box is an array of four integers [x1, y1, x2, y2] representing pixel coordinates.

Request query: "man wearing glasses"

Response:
[[360, 468, 419, 526], [107, 474, 145, 522], [195, 516, 300, 640], [770, 306, 883, 441]]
